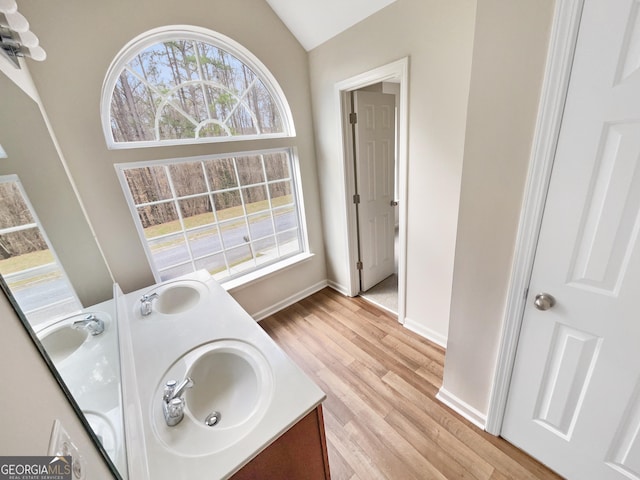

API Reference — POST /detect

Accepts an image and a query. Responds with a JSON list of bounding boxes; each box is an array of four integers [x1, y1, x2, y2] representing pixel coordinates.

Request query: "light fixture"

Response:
[[0, 10, 46, 68], [0, 144, 7, 159], [0, 0, 17, 14], [18, 29, 38, 48], [28, 44, 45, 61], [3, 10, 27, 32]]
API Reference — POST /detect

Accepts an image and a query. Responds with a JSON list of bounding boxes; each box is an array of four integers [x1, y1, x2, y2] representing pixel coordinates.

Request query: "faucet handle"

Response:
[[168, 398, 184, 417], [72, 314, 105, 336], [162, 379, 192, 426], [141, 292, 159, 302], [165, 397, 186, 426], [140, 292, 159, 316], [163, 380, 177, 402]]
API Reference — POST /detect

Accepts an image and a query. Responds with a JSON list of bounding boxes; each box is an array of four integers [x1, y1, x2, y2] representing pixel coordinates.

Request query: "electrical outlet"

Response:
[[48, 420, 86, 480]]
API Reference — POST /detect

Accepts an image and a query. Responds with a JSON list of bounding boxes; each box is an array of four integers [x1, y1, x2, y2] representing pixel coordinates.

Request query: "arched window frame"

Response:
[[100, 25, 296, 149]]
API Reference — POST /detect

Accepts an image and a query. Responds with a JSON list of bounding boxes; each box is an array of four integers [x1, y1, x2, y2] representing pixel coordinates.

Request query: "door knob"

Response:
[[534, 293, 555, 311]]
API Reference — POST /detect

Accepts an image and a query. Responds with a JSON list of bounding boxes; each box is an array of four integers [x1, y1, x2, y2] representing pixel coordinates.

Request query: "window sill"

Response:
[[223, 252, 315, 293]]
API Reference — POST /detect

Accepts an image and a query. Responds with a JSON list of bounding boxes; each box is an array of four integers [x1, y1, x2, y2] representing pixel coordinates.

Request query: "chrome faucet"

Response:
[[162, 377, 193, 427], [140, 292, 159, 316], [72, 314, 105, 336]]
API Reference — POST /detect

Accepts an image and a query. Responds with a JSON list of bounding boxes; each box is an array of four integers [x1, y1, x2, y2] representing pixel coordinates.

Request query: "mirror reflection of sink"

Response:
[[139, 280, 208, 316], [38, 320, 90, 364], [152, 339, 274, 456]]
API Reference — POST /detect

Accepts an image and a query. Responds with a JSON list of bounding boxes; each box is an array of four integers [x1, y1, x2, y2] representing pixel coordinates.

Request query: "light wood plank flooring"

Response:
[[259, 288, 562, 480]]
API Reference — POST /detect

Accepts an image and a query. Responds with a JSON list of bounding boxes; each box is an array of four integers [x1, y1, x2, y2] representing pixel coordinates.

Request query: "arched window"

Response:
[[107, 27, 308, 285], [101, 26, 295, 148]]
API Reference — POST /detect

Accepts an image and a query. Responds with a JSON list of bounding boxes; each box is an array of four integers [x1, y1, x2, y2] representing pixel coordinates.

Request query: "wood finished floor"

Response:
[[259, 288, 562, 480]]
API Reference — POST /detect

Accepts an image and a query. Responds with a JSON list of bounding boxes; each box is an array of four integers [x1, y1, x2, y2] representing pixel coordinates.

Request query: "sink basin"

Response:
[[151, 339, 274, 456], [38, 319, 90, 363], [138, 280, 207, 316], [187, 348, 263, 428]]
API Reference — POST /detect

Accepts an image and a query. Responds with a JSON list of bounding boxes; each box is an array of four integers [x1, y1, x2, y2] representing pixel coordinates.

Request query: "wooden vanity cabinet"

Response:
[[231, 405, 331, 479]]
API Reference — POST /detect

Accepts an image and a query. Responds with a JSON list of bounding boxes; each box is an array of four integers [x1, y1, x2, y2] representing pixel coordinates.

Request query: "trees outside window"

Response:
[[0, 176, 81, 325], [106, 27, 305, 284], [103, 27, 294, 149], [117, 149, 304, 282]]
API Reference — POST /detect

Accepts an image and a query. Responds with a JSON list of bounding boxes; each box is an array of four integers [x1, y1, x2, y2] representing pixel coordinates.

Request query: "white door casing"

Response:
[[353, 91, 396, 292], [502, 1, 640, 479]]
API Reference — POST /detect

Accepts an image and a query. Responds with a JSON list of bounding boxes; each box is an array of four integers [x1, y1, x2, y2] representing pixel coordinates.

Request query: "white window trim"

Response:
[[114, 147, 310, 284], [0, 174, 82, 319], [223, 251, 314, 292], [101, 25, 296, 150]]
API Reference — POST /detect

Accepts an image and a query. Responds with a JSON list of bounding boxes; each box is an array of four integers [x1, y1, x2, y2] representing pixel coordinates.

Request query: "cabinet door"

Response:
[[231, 405, 331, 480]]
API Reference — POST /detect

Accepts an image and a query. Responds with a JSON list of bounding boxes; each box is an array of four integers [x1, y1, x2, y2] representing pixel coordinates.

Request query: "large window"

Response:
[[105, 27, 306, 284], [0, 176, 81, 325], [117, 149, 305, 283], [102, 26, 295, 149]]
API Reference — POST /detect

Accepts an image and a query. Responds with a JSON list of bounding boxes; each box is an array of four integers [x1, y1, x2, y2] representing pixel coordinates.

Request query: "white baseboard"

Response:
[[403, 317, 447, 348], [326, 280, 352, 297], [436, 387, 487, 430], [252, 280, 328, 321]]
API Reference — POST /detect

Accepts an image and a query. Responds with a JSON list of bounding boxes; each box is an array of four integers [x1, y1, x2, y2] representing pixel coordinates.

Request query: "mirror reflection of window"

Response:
[[0, 175, 81, 325]]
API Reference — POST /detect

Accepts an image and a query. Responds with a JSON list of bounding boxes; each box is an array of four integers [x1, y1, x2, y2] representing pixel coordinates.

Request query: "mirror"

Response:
[[0, 72, 127, 478]]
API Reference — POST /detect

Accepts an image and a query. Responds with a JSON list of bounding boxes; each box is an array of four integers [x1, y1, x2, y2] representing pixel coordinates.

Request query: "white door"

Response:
[[353, 91, 396, 292], [502, 1, 640, 479]]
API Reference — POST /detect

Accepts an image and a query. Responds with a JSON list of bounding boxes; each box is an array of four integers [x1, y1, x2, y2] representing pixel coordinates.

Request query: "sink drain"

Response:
[[205, 411, 221, 427]]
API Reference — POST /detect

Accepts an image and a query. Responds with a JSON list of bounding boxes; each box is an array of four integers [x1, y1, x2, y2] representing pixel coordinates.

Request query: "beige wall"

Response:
[[18, 0, 327, 316], [309, 0, 476, 341], [0, 289, 113, 478], [442, 0, 555, 415]]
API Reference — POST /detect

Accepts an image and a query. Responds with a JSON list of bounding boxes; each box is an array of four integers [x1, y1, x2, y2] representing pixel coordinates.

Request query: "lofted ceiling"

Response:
[[265, 0, 397, 51]]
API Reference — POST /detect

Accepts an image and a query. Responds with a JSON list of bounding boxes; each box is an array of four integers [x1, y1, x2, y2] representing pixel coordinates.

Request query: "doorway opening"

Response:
[[336, 58, 409, 322]]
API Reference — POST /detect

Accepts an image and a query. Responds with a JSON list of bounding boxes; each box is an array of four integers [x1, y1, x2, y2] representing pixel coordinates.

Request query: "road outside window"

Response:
[[0, 176, 81, 325], [117, 149, 304, 283]]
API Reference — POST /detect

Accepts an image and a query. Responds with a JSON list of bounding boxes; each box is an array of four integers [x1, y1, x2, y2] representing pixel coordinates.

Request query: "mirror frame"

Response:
[[0, 273, 124, 480]]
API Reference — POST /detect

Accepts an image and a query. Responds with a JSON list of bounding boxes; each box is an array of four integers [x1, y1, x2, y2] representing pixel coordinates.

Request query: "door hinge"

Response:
[[349, 112, 358, 124], [356, 261, 363, 270], [353, 194, 360, 204]]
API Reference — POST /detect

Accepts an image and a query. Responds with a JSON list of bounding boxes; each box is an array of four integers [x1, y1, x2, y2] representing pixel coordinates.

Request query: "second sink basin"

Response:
[[155, 284, 201, 315], [138, 279, 208, 316], [151, 339, 274, 456]]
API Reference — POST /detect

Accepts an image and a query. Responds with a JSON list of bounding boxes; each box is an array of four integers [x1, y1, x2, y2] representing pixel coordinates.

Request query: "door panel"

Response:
[[353, 91, 396, 292], [502, 1, 640, 478]]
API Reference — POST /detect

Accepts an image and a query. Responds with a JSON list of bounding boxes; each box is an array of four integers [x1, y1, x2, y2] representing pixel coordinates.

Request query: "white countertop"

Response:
[[116, 271, 326, 480]]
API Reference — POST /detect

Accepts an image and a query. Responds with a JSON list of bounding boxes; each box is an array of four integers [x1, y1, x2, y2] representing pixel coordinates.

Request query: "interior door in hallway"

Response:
[[502, 1, 640, 478], [353, 90, 396, 292]]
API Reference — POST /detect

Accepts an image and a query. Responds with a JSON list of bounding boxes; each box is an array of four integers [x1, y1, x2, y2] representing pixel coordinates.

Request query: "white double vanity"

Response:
[[38, 270, 329, 479]]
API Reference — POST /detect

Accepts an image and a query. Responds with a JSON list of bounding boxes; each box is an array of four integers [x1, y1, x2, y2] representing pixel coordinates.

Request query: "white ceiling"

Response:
[[265, 0, 397, 51]]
